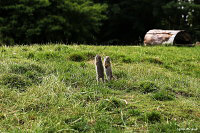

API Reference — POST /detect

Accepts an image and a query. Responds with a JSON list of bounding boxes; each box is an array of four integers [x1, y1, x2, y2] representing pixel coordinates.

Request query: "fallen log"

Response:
[[144, 29, 193, 46]]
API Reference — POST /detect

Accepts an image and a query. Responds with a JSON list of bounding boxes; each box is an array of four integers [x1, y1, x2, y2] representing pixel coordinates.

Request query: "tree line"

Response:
[[0, 0, 199, 45]]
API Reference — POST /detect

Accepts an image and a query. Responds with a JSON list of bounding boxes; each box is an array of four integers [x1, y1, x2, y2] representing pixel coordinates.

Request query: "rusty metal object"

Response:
[[144, 29, 192, 46]]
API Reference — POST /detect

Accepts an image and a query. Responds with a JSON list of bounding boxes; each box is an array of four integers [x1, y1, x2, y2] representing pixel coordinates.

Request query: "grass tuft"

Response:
[[27, 53, 35, 59], [83, 51, 96, 60], [37, 47, 43, 51], [114, 70, 128, 79], [54, 46, 62, 51], [10, 63, 45, 84], [127, 109, 141, 116], [144, 111, 162, 123], [0, 73, 31, 91], [142, 57, 164, 65], [22, 48, 28, 51], [65, 116, 90, 132], [139, 81, 158, 93], [149, 121, 179, 133], [106, 80, 137, 91], [152, 90, 175, 101], [98, 97, 126, 111], [11, 63, 45, 74], [68, 53, 85, 62], [1, 49, 6, 52], [121, 56, 133, 63]]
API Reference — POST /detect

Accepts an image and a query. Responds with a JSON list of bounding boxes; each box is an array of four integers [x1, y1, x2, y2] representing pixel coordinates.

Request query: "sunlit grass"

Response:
[[0, 44, 199, 132]]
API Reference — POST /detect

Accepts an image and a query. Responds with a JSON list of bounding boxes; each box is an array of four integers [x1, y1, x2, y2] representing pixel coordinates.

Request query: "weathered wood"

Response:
[[144, 29, 192, 46], [196, 42, 200, 46]]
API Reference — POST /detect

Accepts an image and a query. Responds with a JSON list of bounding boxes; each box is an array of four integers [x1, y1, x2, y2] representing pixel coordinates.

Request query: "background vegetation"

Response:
[[0, 44, 199, 132], [0, 0, 200, 45]]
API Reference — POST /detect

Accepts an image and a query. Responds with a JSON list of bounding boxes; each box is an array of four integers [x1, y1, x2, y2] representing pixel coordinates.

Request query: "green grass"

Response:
[[0, 44, 200, 132]]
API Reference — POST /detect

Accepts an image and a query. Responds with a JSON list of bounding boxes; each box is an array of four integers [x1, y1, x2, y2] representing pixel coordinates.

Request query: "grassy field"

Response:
[[0, 44, 199, 132]]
